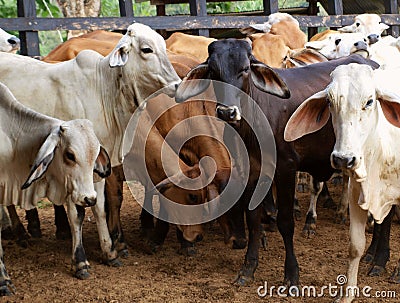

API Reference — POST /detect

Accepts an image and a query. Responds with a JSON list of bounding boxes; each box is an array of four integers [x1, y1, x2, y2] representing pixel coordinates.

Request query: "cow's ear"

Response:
[[284, 90, 330, 142], [304, 40, 327, 51], [250, 62, 290, 98], [338, 23, 357, 33], [378, 90, 400, 128], [94, 146, 111, 178], [379, 23, 389, 32], [22, 131, 60, 189], [287, 48, 328, 67], [109, 42, 130, 67], [175, 64, 210, 102]]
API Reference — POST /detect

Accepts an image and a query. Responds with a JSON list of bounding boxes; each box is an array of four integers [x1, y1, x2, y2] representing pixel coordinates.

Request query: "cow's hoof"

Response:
[[0, 280, 15, 296], [368, 265, 386, 277], [232, 238, 247, 249], [143, 239, 162, 254], [296, 183, 309, 193], [261, 233, 267, 251], [56, 229, 72, 240], [301, 224, 316, 238], [389, 268, 400, 283], [28, 227, 42, 238], [75, 268, 90, 280], [361, 253, 374, 264], [106, 257, 123, 267], [233, 274, 254, 286], [178, 246, 197, 256], [118, 248, 129, 258]]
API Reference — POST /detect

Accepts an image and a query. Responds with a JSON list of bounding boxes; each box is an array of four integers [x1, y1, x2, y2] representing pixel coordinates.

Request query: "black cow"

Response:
[[176, 39, 379, 286]]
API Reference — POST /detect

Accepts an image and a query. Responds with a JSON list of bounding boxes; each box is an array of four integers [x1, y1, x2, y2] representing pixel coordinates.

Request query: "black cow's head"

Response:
[[176, 39, 290, 122]]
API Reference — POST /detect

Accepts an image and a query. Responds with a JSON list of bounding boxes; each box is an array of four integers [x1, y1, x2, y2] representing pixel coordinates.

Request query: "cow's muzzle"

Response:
[[84, 196, 97, 207], [331, 152, 358, 170], [216, 105, 241, 122]]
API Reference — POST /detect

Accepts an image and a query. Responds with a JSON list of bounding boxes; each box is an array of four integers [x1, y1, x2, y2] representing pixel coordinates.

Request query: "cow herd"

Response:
[[0, 13, 399, 303]]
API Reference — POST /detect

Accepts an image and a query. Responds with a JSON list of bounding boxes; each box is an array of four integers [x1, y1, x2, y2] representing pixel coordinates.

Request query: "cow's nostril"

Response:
[[354, 42, 359, 47], [196, 234, 203, 242], [84, 197, 96, 206], [229, 109, 236, 119], [347, 156, 356, 168]]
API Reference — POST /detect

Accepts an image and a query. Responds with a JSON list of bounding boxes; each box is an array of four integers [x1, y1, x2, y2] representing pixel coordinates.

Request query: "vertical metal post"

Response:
[[119, 0, 134, 17], [263, 0, 278, 15], [384, 0, 399, 37], [17, 0, 40, 56], [189, 0, 209, 37]]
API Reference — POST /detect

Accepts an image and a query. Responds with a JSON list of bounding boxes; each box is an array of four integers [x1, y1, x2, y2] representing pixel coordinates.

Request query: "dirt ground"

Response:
[[2, 181, 400, 303]]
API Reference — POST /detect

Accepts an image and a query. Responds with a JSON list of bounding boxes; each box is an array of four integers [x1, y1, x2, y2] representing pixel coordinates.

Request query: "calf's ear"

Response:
[[94, 146, 111, 178], [250, 62, 290, 98], [338, 23, 357, 33], [378, 88, 400, 128], [175, 64, 210, 102], [284, 90, 330, 142], [109, 42, 130, 67], [22, 132, 60, 189]]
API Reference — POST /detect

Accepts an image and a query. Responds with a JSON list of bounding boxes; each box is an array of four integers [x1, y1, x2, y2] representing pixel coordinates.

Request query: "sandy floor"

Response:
[[2, 181, 400, 303]]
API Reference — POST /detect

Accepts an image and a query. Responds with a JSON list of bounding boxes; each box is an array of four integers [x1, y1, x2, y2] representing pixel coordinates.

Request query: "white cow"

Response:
[[284, 63, 400, 302], [0, 22, 181, 278], [339, 13, 389, 43], [0, 82, 110, 295], [0, 28, 19, 53]]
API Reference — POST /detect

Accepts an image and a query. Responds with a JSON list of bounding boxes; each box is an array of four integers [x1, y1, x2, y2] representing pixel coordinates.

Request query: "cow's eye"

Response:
[[356, 22, 360, 27], [365, 99, 374, 108], [188, 193, 199, 204], [65, 151, 76, 162], [141, 47, 153, 54], [335, 38, 341, 46]]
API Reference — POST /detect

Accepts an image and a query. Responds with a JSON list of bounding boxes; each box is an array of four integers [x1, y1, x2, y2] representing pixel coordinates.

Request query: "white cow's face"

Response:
[[0, 28, 20, 53], [23, 119, 111, 207], [109, 23, 181, 104], [327, 64, 378, 181], [305, 33, 367, 59], [339, 14, 389, 43], [284, 63, 400, 182]]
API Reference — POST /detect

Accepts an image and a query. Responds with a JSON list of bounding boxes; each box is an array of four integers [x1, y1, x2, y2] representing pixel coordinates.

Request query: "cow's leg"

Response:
[[338, 181, 367, 303], [234, 187, 261, 286], [296, 171, 309, 193], [25, 208, 42, 238], [139, 191, 155, 239], [335, 174, 349, 224], [145, 202, 170, 254], [0, 228, 15, 296], [367, 206, 395, 277], [362, 218, 380, 264], [276, 167, 299, 287], [390, 259, 400, 283], [302, 178, 323, 238], [92, 180, 121, 267], [54, 204, 71, 240], [319, 182, 336, 209], [66, 202, 90, 279], [105, 166, 128, 257], [176, 227, 197, 256], [229, 200, 247, 249], [5, 205, 29, 247]]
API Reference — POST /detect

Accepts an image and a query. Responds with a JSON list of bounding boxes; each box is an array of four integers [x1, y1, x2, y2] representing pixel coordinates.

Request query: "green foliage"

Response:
[[36, 0, 63, 18]]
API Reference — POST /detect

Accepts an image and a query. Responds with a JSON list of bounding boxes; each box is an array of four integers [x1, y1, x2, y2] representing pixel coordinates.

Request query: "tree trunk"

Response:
[[56, 0, 101, 38]]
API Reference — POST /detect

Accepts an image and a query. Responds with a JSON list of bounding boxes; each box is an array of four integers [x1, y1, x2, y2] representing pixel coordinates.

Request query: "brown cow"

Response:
[[165, 32, 216, 62]]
